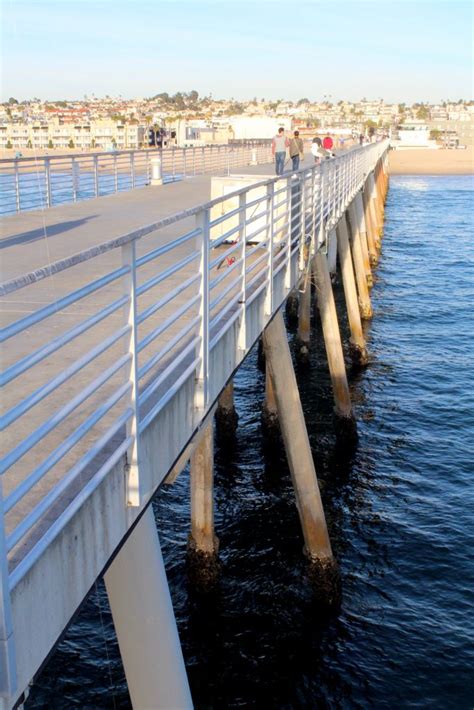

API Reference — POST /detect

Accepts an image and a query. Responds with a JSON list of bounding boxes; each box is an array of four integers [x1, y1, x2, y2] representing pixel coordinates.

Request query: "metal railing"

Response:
[[0, 142, 273, 216], [0, 140, 389, 701]]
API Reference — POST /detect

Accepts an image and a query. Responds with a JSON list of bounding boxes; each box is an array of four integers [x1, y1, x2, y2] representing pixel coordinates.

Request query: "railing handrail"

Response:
[[0, 141, 269, 165], [0, 142, 382, 297]]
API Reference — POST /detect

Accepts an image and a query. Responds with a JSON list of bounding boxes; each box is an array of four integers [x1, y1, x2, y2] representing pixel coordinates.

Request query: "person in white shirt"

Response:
[[272, 127, 289, 175]]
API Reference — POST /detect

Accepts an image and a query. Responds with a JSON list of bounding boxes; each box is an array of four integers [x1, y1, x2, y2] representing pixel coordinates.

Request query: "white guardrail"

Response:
[[0, 143, 272, 216], [0, 140, 389, 699]]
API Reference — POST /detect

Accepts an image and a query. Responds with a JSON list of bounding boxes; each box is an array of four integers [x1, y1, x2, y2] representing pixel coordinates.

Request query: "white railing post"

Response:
[[193, 146, 196, 175], [264, 181, 275, 317], [114, 154, 118, 192], [311, 167, 319, 249], [0, 484, 17, 705], [72, 157, 78, 202], [145, 150, 151, 185], [237, 192, 247, 354], [319, 162, 326, 250], [299, 172, 307, 274], [121, 242, 141, 507], [44, 157, 52, 208], [130, 152, 136, 188], [284, 174, 293, 291], [195, 208, 210, 413], [183, 147, 187, 178], [94, 154, 99, 196], [14, 161, 20, 212]]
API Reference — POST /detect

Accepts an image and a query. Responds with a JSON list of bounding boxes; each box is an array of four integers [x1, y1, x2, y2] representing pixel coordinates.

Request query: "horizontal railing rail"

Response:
[[0, 142, 273, 216], [0, 140, 389, 702]]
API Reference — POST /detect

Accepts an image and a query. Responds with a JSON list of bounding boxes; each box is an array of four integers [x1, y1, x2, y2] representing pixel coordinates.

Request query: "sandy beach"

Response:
[[388, 147, 473, 175]]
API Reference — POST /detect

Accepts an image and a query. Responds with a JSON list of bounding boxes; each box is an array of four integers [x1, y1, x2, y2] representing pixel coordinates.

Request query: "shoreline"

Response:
[[388, 147, 473, 175]]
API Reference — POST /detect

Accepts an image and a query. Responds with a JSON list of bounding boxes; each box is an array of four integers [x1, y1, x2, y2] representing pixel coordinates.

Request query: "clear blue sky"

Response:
[[2, 0, 473, 103]]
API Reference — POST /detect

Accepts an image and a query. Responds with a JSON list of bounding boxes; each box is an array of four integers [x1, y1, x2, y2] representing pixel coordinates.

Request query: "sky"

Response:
[[1, 0, 473, 104]]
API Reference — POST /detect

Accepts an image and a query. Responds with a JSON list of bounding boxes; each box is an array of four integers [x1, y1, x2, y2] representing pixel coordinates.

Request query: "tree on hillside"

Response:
[[48, 139, 54, 148], [8, 97, 19, 104], [68, 139, 75, 148], [416, 105, 429, 120], [297, 98, 310, 106], [6, 140, 12, 149], [225, 102, 245, 115], [27, 139, 32, 148]]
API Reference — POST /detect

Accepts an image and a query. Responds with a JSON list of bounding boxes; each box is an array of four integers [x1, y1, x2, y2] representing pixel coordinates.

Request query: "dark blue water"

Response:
[[27, 175, 474, 708]]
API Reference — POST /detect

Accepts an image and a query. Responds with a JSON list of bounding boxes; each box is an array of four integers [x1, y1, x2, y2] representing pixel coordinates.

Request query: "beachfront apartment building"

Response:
[[0, 118, 146, 151]]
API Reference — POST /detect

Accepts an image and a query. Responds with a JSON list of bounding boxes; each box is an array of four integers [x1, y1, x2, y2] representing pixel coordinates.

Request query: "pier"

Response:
[[0, 140, 389, 708]]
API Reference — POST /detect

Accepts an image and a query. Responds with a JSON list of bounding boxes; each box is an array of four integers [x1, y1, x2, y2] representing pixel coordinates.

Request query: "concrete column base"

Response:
[[215, 382, 239, 441], [359, 301, 373, 320], [257, 337, 266, 372], [348, 338, 369, 368], [333, 410, 358, 445], [151, 178, 164, 186], [187, 535, 221, 591], [285, 291, 299, 327], [296, 337, 310, 363], [261, 403, 281, 442], [215, 406, 238, 439], [306, 556, 342, 610]]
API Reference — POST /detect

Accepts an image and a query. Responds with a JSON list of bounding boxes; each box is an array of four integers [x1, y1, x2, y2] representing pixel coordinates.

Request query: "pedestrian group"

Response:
[[271, 128, 336, 176]]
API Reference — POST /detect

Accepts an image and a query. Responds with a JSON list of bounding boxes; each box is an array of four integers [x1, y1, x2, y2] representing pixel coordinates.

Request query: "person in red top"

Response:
[[322, 134, 334, 151]]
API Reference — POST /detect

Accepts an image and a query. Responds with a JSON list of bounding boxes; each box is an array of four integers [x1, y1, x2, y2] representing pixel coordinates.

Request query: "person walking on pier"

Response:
[[272, 127, 289, 176], [322, 134, 334, 152], [311, 136, 324, 165], [289, 130, 304, 171]]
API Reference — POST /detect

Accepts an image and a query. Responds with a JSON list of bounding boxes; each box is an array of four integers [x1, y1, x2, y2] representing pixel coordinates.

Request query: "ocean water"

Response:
[[26, 174, 474, 709]]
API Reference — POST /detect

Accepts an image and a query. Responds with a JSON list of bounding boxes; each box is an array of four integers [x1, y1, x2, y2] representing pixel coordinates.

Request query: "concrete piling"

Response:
[[188, 420, 219, 587], [296, 269, 312, 360], [285, 288, 299, 326], [346, 209, 373, 320], [369, 169, 383, 236], [262, 311, 339, 598], [362, 184, 379, 266], [336, 218, 369, 367], [262, 360, 280, 439], [215, 380, 239, 439], [354, 192, 373, 288], [105, 507, 193, 709], [313, 251, 357, 440]]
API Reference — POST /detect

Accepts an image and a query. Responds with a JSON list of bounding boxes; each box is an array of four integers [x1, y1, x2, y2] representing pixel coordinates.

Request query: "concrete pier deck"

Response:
[[1, 157, 313, 563]]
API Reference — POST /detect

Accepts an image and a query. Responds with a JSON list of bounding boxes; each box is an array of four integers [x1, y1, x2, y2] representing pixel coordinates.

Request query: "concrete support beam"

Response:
[[262, 361, 279, 434], [104, 507, 192, 710], [366, 174, 381, 250], [285, 289, 299, 326], [313, 251, 355, 428], [336, 217, 369, 367], [189, 421, 217, 556], [354, 192, 373, 288], [346, 208, 373, 320], [262, 311, 333, 563], [215, 381, 239, 438], [297, 270, 312, 359], [362, 184, 379, 266]]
